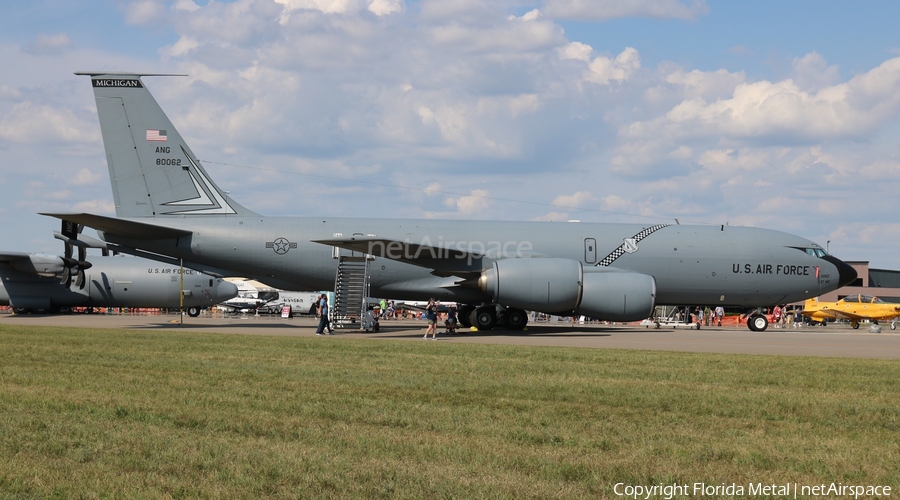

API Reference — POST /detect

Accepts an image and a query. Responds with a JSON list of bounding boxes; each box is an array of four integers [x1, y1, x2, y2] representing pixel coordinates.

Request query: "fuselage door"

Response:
[[584, 238, 597, 264], [332, 232, 375, 260]]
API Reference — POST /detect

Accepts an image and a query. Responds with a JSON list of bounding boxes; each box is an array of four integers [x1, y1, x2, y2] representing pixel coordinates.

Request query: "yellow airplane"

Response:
[[801, 295, 900, 329]]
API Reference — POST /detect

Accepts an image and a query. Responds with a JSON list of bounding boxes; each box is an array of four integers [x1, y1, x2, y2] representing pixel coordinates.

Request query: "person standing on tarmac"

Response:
[[423, 298, 438, 339], [315, 294, 333, 335]]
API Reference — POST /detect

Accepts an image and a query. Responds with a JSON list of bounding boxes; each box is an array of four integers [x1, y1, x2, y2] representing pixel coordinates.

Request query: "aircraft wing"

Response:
[[825, 310, 869, 321], [314, 236, 474, 261], [314, 236, 548, 275], [217, 302, 258, 311], [40, 213, 192, 239], [316, 236, 480, 276], [0, 252, 34, 262], [829, 309, 900, 321], [800, 308, 837, 319], [0, 251, 69, 277]]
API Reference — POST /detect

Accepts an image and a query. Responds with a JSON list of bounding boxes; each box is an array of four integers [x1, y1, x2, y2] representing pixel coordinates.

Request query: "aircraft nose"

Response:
[[217, 280, 239, 300], [824, 256, 857, 288]]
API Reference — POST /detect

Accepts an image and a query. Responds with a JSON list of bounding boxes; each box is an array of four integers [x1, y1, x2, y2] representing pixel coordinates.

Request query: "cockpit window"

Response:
[[797, 247, 828, 258], [843, 294, 885, 304]]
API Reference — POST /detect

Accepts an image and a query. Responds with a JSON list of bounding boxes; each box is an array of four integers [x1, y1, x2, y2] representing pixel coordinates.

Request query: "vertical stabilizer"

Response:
[[77, 72, 257, 218]]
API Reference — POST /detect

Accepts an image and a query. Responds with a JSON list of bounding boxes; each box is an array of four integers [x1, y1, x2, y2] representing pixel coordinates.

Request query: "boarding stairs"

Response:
[[331, 256, 370, 329]]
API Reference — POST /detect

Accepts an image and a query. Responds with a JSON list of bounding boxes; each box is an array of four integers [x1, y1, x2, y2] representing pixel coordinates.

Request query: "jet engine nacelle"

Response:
[[579, 266, 656, 321], [478, 258, 656, 321]]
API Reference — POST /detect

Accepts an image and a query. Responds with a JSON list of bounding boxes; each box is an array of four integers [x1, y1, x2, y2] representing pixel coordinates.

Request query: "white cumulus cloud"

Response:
[[25, 33, 71, 55], [0, 102, 97, 145], [625, 56, 900, 144], [551, 191, 594, 208], [562, 45, 641, 85], [543, 0, 709, 20], [443, 189, 492, 216]]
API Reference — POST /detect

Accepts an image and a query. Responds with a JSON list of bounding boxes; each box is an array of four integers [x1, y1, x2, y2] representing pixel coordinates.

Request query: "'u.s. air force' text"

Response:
[[732, 264, 811, 275]]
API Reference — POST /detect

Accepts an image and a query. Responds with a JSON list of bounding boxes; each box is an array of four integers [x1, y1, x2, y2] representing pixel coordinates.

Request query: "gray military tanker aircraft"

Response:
[[0, 252, 238, 316], [41, 72, 857, 331]]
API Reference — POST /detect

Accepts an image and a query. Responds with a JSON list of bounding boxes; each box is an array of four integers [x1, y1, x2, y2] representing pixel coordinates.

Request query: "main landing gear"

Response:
[[747, 313, 769, 332], [457, 304, 528, 331]]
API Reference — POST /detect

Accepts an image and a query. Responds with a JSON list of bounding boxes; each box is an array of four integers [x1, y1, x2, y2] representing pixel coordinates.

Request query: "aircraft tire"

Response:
[[748, 314, 768, 332], [187, 307, 201, 317], [505, 308, 528, 330], [474, 306, 497, 330], [33, 308, 48, 315], [458, 305, 475, 328], [851, 321, 859, 329], [12, 307, 28, 315]]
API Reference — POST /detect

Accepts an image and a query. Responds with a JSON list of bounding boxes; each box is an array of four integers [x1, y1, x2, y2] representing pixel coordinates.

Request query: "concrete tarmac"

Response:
[[4, 311, 899, 359]]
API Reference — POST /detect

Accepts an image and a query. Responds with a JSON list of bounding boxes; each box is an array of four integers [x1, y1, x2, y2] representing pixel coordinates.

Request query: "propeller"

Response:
[[60, 242, 73, 288], [57, 223, 93, 290], [74, 245, 90, 289]]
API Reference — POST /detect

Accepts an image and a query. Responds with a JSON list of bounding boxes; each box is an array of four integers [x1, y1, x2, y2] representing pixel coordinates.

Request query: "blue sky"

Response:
[[2, 0, 900, 269], [562, 3, 898, 78]]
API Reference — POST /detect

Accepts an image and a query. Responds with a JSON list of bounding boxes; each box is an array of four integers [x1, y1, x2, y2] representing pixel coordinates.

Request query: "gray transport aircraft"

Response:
[[42, 72, 857, 332], [0, 251, 238, 316]]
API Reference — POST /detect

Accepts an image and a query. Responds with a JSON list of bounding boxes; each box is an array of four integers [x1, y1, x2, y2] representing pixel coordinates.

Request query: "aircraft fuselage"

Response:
[[101, 217, 845, 307], [0, 257, 237, 312]]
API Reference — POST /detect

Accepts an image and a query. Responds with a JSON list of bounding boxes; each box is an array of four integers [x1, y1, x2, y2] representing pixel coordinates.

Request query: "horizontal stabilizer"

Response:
[[40, 213, 191, 239], [53, 231, 109, 250], [74, 71, 187, 77], [75, 240, 235, 278]]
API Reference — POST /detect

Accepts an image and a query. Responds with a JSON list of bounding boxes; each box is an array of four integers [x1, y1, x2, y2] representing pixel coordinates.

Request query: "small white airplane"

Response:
[[217, 280, 276, 313], [219, 280, 328, 315]]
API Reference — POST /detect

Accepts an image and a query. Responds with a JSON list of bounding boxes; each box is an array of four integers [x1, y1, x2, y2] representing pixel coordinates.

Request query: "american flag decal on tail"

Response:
[[146, 129, 167, 141]]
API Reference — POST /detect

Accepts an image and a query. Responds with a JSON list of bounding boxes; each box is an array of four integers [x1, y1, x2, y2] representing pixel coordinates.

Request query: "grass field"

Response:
[[0, 324, 898, 499]]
